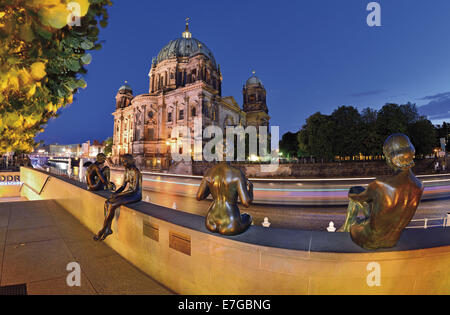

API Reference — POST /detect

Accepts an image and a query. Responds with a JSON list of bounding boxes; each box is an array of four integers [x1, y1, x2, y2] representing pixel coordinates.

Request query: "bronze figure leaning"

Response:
[[196, 162, 253, 236], [86, 153, 115, 192], [94, 154, 142, 242], [338, 134, 424, 250]]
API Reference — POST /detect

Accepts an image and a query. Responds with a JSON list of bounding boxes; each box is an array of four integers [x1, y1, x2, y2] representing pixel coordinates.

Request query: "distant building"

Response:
[[112, 20, 270, 170], [81, 140, 105, 158], [49, 144, 81, 157]]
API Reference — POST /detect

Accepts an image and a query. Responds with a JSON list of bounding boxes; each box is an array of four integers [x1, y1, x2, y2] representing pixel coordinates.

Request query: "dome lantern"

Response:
[[182, 18, 192, 39]]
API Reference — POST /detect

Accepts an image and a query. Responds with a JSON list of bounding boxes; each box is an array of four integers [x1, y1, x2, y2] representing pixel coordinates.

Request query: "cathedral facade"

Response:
[[111, 22, 270, 170]]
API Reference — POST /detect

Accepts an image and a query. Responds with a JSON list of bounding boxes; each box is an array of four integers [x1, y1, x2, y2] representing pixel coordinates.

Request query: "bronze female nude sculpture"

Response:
[[196, 162, 253, 236], [338, 134, 424, 250], [94, 154, 142, 241]]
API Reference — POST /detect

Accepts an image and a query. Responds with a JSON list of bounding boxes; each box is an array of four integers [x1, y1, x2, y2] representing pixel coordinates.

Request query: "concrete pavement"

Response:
[[0, 200, 172, 295]]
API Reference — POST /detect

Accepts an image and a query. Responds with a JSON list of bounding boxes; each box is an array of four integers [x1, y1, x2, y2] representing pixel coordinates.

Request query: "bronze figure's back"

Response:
[[197, 163, 253, 236]]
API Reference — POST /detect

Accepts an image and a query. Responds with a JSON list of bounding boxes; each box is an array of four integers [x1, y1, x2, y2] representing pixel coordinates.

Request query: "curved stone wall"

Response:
[[20, 167, 450, 294]]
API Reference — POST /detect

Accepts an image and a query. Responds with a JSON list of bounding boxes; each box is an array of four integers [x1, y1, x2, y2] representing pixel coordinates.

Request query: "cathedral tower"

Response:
[[115, 82, 133, 109], [243, 72, 270, 127]]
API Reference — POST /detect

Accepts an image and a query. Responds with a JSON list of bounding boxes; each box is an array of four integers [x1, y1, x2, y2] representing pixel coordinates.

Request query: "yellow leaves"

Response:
[[30, 62, 46, 81], [37, 0, 91, 29], [24, 115, 38, 126], [7, 73, 19, 91], [27, 84, 37, 97], [0, 11, 5, 27], [39, 3, 68, 29], [0, 11, 5, 28], [73, 0, 91, 17], [18, 69, 33, 86], [46, 102, 59, 113], [19, 26, 35, 42]]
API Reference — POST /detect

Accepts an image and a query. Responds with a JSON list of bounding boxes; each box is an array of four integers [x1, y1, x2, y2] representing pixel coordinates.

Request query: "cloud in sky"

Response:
[[347, 89, 387, 98], [418, 92, 450, 122]]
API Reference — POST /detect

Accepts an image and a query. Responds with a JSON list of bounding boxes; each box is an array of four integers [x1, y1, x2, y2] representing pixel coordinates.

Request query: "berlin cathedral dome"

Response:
[[155, 20, 217, 68]]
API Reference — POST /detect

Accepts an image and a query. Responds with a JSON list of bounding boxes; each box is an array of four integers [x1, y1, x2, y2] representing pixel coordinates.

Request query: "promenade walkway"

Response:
[[0, 200, 172, 295]]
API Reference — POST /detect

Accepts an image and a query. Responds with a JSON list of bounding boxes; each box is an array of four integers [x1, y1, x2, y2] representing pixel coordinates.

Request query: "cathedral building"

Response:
[[112, 21, 270, 170]]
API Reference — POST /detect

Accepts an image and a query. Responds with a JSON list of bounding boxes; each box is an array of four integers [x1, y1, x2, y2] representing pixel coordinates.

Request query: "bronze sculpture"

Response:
[[338, 134, 424, 250], [94, 154, 142, 241], [196, 162, 253, 236], [86, 153, 115, 191]]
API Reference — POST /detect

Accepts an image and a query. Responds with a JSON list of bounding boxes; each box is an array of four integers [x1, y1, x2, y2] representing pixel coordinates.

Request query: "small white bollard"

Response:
[[145, 196, 150, 203], [327, 221, 337, 232], [262, 217, 271, 228], [172, 202, 177, 210]]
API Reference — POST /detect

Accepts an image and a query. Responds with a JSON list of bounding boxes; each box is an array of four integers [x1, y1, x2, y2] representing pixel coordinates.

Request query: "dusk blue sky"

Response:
[[36, 0, 450, 145]]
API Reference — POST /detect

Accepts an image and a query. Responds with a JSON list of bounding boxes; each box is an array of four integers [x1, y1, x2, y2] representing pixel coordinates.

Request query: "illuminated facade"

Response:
[[112, 21, 270, 170]]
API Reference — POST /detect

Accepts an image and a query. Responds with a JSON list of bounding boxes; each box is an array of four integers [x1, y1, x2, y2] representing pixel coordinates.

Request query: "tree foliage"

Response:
[[103, 136, 113, 156], [290, 103, 442, 161], [297, 112, 335, 161], [0, 0, 111, 154], [279, 132, 299, 158]]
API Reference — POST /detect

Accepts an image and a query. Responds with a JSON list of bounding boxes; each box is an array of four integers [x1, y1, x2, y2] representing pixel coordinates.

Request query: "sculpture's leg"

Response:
[[94, 194, 141, 241], [205, 212, 218, 233], [94, 200, 113, 241], [338, 186, 367, 232], [102, 167, 111, 183]]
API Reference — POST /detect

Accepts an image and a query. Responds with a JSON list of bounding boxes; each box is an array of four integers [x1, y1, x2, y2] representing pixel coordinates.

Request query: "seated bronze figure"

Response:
[[338, 134, 424, 250], [196, 162, 253, 236], [86, 153, 115, 191], [94, 154, 142, 242]]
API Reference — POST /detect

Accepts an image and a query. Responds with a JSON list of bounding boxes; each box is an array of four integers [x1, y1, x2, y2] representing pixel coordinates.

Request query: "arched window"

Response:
[[191, 107, 197, 117]]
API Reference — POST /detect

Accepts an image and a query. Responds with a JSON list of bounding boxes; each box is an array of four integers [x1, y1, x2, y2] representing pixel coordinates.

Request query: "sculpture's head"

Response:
[[96, 153, 106, 164], [383, 134, 416, 171], [121, 154, 135, 168]]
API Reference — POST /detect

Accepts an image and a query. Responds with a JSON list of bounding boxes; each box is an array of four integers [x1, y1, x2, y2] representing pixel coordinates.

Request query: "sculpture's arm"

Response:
[[196, 178, 210, 201], [115, 168, 141, 197], [113, 173, 127, 196], [348, 182, 376, 203], [247, 179, 254, 203], [93, 165, 108, 185], [237, 177, 253, 207]]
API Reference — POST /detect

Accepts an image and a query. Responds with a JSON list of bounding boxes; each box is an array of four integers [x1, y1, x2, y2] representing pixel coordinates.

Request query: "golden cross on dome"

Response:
[[182, 18, 192, 39]]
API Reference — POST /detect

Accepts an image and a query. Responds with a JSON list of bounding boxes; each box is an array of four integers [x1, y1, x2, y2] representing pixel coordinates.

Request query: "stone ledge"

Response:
[[19, 167, 450, 294]]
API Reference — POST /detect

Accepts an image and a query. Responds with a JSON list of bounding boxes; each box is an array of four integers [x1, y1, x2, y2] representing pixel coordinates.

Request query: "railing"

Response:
[[406, 216, 449, 229]]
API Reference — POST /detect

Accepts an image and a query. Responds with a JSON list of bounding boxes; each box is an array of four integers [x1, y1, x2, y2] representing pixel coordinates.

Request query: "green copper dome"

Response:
[[118, 82, 132, 93], [246, 74, 263, 87], [156, 37, 217, 68], [156, 21, 217, 68]]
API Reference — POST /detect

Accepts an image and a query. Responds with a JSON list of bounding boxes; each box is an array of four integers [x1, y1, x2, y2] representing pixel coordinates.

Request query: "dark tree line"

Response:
[[280, 103, 448, 161]]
